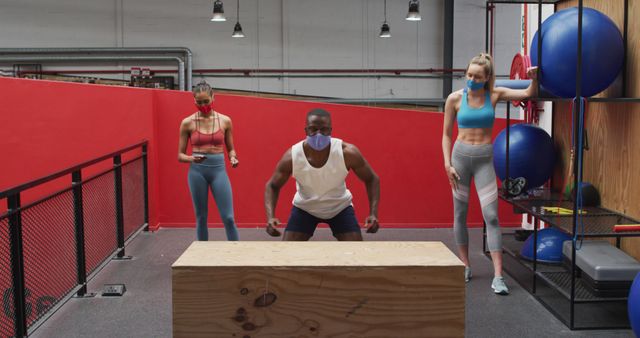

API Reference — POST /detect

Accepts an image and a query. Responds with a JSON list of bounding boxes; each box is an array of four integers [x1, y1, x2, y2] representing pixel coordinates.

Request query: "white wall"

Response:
[[0, 0, 521, 99]]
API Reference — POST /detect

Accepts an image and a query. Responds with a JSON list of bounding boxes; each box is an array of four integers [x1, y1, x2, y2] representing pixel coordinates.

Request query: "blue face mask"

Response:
[[306, 133, 331, 151], [466, 79, 485, 91]]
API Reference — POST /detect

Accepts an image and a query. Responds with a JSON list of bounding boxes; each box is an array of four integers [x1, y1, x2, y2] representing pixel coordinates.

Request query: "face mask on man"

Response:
[[306, 133, 331, 151]]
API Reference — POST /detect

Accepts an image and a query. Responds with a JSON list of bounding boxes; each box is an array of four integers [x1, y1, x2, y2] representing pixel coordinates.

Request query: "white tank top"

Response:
[[291, 138, 353, 219]]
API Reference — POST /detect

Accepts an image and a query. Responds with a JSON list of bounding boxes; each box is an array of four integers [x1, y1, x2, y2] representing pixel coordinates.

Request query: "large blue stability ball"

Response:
[[520, 228, 572, 263], [530, 7, 624, 98], [630, 272, 640, 337], [493, 124, 555, 190]]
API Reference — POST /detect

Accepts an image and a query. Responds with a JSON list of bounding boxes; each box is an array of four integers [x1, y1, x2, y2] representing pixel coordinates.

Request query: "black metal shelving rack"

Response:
[[483, 0, 640, 330]]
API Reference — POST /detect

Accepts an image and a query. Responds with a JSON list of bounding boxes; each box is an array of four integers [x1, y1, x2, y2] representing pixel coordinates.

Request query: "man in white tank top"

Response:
[[264, 109, 380, 241]]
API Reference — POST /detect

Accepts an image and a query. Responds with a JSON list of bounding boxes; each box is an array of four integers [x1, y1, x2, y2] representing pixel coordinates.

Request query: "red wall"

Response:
[[1, 77, 521, 233], [154, 92, 521, 229], [0, 77, 159, 225]]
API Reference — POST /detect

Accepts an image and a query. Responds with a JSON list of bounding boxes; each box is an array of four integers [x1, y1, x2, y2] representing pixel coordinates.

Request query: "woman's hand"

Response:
[[527, 66, 538, 80], [230, 156, 239, 168], [192, 155, 206, 163], [446, 165, 461, 190]]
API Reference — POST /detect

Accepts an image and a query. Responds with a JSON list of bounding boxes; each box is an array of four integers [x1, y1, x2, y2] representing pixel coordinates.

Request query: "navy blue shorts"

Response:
[[285, 206, 361, 236]]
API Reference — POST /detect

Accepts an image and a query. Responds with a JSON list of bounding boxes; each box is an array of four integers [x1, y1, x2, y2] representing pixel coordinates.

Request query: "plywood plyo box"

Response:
[[172, 241, 465, 337]]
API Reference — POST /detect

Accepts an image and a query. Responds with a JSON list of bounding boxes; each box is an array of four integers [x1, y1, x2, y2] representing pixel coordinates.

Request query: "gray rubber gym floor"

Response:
[[30, 228, 634, 338]]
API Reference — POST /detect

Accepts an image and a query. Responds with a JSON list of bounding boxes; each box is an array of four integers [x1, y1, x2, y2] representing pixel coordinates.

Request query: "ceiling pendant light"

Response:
[[379, 0, 391, 38], [211, 0, 226, 22], [406, 0, 421, 21], [232, 0, 245, 38]]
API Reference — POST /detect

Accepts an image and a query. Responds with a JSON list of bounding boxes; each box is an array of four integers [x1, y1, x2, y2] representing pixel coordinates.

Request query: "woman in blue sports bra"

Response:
[[442, 53, 538, 295]]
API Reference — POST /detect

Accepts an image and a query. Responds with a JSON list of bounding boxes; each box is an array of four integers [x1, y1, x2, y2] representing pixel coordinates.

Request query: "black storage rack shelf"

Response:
[[500, 189, 640, 238], [485, 0, 640, 330], [492, 189, 639, 330], [537, 271, 629, 303], [501, 232, 630, 304]]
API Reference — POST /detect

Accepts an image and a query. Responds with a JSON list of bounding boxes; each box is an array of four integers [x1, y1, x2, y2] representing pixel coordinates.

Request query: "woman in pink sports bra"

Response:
[[178, 81, 240, 241]]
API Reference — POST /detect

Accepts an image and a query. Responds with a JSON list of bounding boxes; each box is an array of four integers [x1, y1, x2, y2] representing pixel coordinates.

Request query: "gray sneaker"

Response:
[[465, 267, 472, 283], [492, 276, 509, 295]]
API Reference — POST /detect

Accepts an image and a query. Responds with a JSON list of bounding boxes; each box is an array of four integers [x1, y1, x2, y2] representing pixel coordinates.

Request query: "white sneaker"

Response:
[[492, 276, 509, 295], [465, 267, 472, 283]]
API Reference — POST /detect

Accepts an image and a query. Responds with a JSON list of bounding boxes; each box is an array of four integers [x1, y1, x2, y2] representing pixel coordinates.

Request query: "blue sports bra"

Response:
[[457, 88, 495, 129]]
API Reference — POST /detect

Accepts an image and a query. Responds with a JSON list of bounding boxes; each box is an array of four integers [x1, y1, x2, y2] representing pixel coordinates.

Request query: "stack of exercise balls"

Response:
[[492, 5, 635, 331], [493, 7, 624, 192]]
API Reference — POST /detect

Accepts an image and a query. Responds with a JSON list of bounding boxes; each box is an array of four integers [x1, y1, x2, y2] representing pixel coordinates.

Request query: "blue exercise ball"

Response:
[[520, 228, 572, 263], [569, 182, 601, 207], [493, 124, 555, 190], [630, 272, 640, 336], [530, 7, 624, 98]]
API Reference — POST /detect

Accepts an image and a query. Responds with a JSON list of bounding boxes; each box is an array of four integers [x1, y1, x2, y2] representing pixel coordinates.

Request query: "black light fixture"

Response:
[[406, 0, 421, 21], [379, 22, 391, 38], [232, 22, 245, 37], [232, 0, 245, 37], [211, 0, 226, 22], [379, 0, 391, 38]]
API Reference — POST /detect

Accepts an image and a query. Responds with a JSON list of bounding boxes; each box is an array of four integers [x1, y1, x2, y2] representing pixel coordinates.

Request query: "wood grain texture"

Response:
[[172, 241, 464, 268], [172, 242, 465, 338], [554, 0, 640, 260]]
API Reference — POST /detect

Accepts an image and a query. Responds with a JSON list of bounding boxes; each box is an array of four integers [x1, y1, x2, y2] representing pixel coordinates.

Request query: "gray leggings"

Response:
[[451, 141, 501, 252], [188, 153, 239, 241]]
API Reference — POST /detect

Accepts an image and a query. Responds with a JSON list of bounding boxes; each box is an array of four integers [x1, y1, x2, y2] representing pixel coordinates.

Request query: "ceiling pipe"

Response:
[[2, 67, 465, 75], [0, 55, 185, 90], [0, 47, 193, 90], [317, 98, 445, 105], [190, 68, 465, 74]]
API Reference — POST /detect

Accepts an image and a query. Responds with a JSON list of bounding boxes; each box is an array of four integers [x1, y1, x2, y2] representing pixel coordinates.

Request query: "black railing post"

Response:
[[505, 103, 511, 196], [114, 155, 126, 258], [537, 0, 542, 96], [8, 194, 27, 337], [142, 144, 150, 232], [442, 0, 454, 99], [72, 171, 88, 297], [485, 2, 490, 53], [622, 0, 628, 97], [570, 0, 585, 330], [533, 217, 538, 293]]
